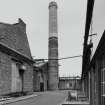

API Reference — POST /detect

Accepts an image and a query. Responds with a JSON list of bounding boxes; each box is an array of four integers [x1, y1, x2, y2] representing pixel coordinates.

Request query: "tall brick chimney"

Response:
[[48, 1, 59, 90]]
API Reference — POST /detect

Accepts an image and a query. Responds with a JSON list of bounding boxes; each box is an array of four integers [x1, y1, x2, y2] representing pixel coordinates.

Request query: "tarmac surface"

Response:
[[1, 90, 68, 105]]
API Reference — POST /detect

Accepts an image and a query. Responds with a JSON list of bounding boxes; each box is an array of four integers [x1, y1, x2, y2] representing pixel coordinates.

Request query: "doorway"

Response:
[[11, 61, 24, 93], [40, 82, 44, 91]]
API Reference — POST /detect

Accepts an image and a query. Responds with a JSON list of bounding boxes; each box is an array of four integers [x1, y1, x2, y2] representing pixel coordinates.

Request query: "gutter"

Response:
[[0, 42, 34, 64]]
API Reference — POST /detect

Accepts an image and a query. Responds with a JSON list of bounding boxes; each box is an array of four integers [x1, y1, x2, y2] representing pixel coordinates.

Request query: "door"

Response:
[[11, 61, 23, 92], [18, 70, 24, 92], [40, 82, 44, 91]]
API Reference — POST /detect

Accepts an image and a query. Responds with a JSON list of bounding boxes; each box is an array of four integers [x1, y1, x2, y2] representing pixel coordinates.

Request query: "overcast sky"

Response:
[[89, 0, 105, 59], [0, 0, 87, 77]]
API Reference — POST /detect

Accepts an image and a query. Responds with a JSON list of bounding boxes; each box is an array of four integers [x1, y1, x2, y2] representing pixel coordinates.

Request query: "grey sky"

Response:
[[89, 0, 105, 59], [0, 0, 87, 77]]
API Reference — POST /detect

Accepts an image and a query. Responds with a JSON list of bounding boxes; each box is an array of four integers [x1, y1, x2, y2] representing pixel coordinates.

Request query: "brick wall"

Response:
[[33, 70, 40, 91], [0, 52, 12, 95], [0, 52, 33, 96], [23, 63, 33, 94]]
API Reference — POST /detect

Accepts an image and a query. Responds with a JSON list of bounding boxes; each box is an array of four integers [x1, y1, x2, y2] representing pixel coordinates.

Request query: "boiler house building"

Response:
[[82, 0, 105, 105], [0, 19, 34, 96]]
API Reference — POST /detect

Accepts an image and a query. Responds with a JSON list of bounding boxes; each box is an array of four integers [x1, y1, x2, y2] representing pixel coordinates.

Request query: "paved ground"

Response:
[[4, 91, 68, 105], [62, 101, 90, 105]]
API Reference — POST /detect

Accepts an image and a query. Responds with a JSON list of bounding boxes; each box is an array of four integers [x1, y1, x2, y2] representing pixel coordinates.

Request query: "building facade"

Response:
[[59, 76, 81, 90], [33, 60, 48, 91], [0, 19, 33, 96], [82, 0, 105, 105]]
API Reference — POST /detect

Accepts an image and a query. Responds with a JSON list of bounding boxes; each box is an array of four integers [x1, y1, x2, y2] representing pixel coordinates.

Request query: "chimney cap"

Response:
[[49, 1, 57, 8]]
